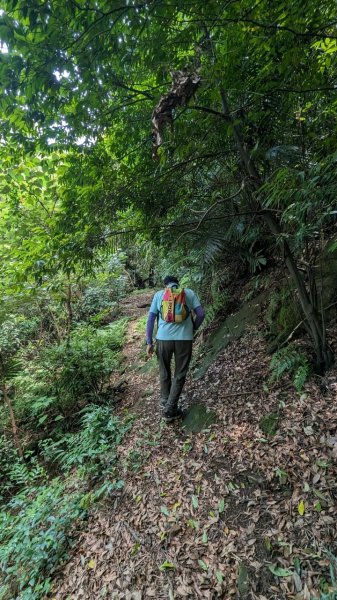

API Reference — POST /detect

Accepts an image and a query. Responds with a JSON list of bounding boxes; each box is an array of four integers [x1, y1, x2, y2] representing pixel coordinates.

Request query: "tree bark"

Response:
[[1, 383, 24, 459], [219, 88, 333, 370]]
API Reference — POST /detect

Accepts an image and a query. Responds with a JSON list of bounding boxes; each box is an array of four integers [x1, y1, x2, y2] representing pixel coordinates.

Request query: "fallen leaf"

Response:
[[192, 495, 199, 509], [159, 561, 175, 571], [298, 500, 305, 516], [268, 565, 292, 577], [198, 559, 208, 571]]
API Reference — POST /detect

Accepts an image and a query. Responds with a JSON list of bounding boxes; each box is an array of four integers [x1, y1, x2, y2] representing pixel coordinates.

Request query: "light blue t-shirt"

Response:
[[149, 287, 201, 341]]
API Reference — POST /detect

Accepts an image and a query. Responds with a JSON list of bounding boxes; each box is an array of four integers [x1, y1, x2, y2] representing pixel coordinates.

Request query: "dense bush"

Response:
[[12, 319, 128, 428], [40, 404, 133, 476], [0, 479, 85, 600], [0, 438, 48, 506]]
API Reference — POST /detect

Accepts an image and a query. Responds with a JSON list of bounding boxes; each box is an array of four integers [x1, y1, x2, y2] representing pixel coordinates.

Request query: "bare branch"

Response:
[[176, 184, 245, 243]]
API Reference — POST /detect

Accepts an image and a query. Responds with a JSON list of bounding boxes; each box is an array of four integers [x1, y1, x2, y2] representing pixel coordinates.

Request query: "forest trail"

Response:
[[52, 291, 337, 600]]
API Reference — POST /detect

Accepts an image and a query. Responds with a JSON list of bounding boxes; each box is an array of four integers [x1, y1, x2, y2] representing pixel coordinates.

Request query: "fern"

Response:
[[203, 233, 226, 265], [40, 405, 133, 475], [293, 363, 311, 392], [314, 553, 337, 599], [270, 344, 311, 390]]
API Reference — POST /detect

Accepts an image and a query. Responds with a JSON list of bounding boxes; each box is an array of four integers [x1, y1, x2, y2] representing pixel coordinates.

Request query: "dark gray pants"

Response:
[[156, 340, 193, 411]]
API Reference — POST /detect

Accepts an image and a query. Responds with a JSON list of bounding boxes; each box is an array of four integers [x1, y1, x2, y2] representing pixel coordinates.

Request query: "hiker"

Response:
[[146, 276, 205, 421]]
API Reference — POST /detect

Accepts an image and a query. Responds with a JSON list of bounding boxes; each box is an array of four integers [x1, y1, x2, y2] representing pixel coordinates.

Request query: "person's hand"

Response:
[[146, 344, 154, 357]]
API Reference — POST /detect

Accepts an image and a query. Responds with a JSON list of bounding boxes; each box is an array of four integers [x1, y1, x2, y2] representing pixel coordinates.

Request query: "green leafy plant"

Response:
[[0, 479, 85, 600], [314, 553, 337, 599], [269, 344, 311, 391], [40, 405, 133, 475], [13, 318, 128, 427]]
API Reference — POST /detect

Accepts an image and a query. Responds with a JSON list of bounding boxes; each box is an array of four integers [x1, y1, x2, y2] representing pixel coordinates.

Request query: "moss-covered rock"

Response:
[[259, 412, 279, 436]]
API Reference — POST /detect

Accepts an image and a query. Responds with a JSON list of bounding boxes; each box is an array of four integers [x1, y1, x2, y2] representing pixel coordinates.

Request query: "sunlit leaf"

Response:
[[298, 500, 305, 516]]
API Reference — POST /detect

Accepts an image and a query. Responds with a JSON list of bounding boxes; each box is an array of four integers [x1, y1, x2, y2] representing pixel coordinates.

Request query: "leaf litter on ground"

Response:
[[50, 292, 337, 600]]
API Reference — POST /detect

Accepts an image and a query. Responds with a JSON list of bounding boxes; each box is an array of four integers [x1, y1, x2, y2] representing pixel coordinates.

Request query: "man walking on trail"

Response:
[[146, 276, 205, 422]]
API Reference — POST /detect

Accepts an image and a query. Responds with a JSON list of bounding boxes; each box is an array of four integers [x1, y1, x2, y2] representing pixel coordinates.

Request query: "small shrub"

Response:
[[0, 435, 22, 503], [269, 344, 311, 391], [266, 285, 302, 343], [259, 412, 279, 436], [0, 479, 85, 600], [74, 273, 130, 321], [12, 319, 128, 426], [40, 405, 133, 475]]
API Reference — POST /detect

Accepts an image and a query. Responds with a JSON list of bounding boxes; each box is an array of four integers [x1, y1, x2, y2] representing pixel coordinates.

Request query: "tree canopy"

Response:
[[1, 0, 337, 359]]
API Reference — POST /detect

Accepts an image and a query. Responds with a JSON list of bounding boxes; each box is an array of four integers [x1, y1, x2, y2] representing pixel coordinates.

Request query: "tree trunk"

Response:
[[65, 283, 73, 341], [1, 383, 24, 459], [219, 88, 333, 371]]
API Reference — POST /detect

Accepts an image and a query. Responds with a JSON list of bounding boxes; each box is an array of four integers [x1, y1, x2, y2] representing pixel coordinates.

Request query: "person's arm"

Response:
[[193, 305, 205, 331], [187, 289, 205, 331], [146, 292, 159, 356], [146, 312, 157, 350]]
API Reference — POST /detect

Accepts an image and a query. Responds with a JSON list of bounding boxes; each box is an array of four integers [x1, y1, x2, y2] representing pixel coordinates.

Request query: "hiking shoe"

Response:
[[163, 407, 184, 423]]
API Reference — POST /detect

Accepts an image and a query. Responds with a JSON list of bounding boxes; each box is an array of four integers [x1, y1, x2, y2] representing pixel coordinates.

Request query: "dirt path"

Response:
[[116, 291, 158, 421], [52, 292, 337, 600]]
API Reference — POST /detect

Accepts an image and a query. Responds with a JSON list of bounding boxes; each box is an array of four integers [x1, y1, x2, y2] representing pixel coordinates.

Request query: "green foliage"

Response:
[[74, 255, 132, 321], [0, 316, 40, 379], [270, 344, 311, 391], [12, 319, 127, 427], [0, 436, 22, 503], [40, 405, 133, 475], [266, 284, 303, 349], [314, 553, 337, 599], [259, 412, 279, 437], [0, 441, 49, 508], [135, 314, 148, 334], [0, 479, 85, 600], [201, 288, 230, 329]]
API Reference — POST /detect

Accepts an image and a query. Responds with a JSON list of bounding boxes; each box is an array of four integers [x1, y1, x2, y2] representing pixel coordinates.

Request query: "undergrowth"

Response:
[[40, 405, 133, 476], [0, 406, 133, 600], [269, 343, 311, 391], [10, 318, 128, 430], [0, 313, 131, 600], [0, 478, 85, 600]]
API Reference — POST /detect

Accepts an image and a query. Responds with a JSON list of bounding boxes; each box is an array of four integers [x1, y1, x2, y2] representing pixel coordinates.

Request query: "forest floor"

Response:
[[52, 291, 337, 600]]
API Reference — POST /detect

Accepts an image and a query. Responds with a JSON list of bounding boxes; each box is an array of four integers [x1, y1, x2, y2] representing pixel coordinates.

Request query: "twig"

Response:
[[281, 300, 337, 347], [220, 391, 264, 397], [176, 184, 244, 243]]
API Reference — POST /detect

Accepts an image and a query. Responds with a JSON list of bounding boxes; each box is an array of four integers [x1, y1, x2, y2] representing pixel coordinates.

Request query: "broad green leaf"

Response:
[[216, 570, 223, 584], [191, 495, 199, 509], [159, 561, 175, 571], [198, 559, 208, 571], [268, 565, 292, 577], [160, 505, 169, 517]]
